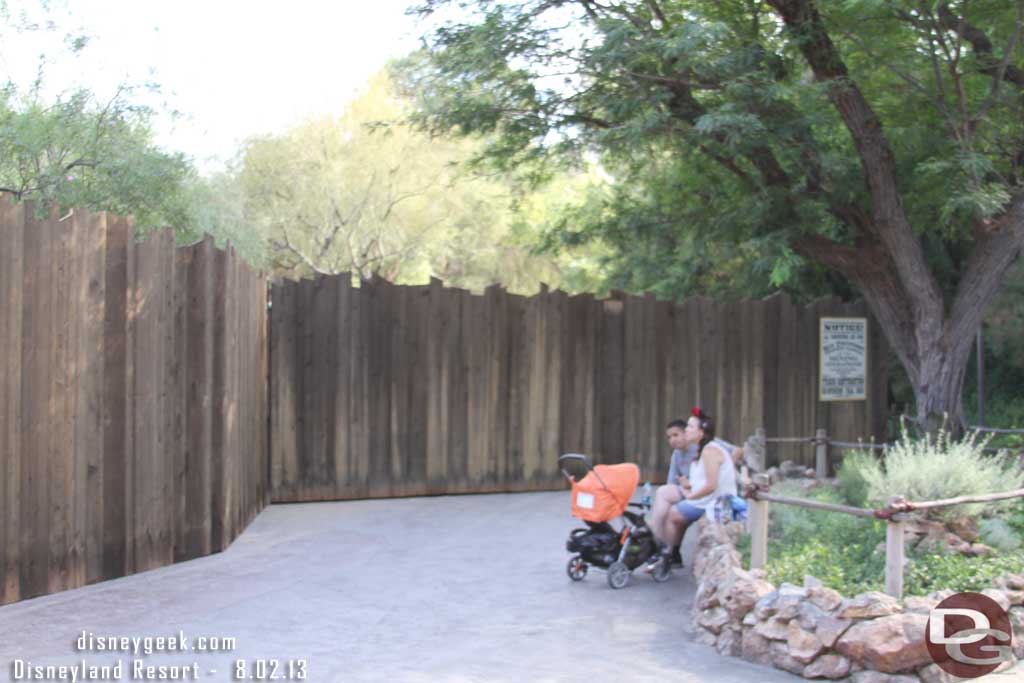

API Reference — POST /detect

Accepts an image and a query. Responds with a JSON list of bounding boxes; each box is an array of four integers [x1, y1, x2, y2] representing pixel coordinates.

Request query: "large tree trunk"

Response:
[[769, 0, 1024, 437]]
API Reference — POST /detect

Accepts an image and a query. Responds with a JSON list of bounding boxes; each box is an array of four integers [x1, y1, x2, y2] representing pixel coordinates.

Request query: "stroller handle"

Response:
[[558, 452, 613, 493], [557, 453, 593, 469]]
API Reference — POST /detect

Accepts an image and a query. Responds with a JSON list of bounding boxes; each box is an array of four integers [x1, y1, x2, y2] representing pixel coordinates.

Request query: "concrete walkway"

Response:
[[0, 492, 1016, 682]]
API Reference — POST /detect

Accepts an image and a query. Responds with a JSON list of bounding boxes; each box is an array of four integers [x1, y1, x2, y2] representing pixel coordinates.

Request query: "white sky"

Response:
[[1, 0, 423, 172]]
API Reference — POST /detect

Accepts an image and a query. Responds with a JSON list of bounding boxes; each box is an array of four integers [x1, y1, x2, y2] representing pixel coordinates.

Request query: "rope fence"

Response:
[[742, 471, 1024, 599]]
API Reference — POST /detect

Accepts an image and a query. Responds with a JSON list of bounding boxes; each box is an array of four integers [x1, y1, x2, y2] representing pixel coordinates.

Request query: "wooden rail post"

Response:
[[751, 427, 767, 472], [815, 428, 828, 479], [884, 497, 906, 599], [749, 474, 770, 570]]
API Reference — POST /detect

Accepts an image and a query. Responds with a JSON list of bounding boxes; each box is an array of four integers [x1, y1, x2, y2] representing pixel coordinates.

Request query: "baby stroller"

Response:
[[559, 453, 670, 588]]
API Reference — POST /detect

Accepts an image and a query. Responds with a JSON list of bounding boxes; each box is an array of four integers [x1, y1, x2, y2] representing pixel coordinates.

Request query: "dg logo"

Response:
[[926, 592, 1014, 679]]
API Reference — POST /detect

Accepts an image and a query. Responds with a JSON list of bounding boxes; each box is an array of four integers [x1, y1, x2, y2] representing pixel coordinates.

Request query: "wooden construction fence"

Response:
[[0, 200, 269, 606], [270, 276, 889, 502]]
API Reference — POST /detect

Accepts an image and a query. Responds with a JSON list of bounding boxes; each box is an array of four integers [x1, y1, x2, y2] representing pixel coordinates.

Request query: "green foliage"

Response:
[[739, 479, 1024, 597], [979, 518, 1023, 554], [904, 552, 1024, 596], [861, 426, 1024, 521], [753, 481, 888, 594], [235, 68, 603, 290], [0, 2, 209, 236], [404, 0, 1024, 305], [834, 450, 876, 508]]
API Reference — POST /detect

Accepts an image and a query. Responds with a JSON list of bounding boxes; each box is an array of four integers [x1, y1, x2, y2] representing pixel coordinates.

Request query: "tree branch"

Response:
[[766, 0, 944, 338]]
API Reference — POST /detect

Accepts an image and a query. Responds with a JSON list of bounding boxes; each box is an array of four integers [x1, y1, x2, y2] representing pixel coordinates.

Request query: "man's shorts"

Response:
[[673, 500, 706, 523]]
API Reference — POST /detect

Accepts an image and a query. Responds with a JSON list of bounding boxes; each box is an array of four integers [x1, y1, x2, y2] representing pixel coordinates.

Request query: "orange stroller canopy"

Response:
[[570, 462, 639, 523]]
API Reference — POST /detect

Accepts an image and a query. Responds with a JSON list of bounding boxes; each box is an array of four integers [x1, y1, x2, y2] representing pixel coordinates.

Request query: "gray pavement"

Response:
[[0, 492, 1017, 682]]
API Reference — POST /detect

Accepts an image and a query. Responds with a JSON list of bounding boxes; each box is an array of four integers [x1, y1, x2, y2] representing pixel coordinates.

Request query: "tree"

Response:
[[0, 1, 203, 232], [404, 0, 1024, 431], [236, 70, 582, 292]]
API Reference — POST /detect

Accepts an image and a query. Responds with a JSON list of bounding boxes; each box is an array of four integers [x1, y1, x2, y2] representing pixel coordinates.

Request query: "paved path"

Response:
[[0, 492, 1018, 682]]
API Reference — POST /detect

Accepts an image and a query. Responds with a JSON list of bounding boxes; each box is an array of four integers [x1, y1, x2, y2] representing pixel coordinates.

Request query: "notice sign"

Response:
[[819, 317, 868, 401]]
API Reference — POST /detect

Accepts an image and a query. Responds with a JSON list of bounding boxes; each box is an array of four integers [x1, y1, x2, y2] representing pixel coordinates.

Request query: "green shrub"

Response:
[[835, 450, 879, 508], [862, 424, 1024, 521], [979, 518, 1023, 553], [904, 551, 1024, 595]]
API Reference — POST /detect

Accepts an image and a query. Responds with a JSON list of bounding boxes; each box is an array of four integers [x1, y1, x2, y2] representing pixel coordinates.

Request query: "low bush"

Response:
[[857, 424, 1023, 522]]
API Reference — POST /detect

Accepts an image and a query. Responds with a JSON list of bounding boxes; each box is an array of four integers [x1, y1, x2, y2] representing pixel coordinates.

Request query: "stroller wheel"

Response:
[[566, 556, 588, 581], [607, 561, 631, 589]]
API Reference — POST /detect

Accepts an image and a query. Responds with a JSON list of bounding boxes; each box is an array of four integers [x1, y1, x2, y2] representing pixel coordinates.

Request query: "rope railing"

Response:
[[743, 472, 1024, 600], [742, 427, 1024, 600]]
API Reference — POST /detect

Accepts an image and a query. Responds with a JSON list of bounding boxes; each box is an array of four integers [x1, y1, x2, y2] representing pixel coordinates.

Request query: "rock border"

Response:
[[690, 518, 1024, 681]]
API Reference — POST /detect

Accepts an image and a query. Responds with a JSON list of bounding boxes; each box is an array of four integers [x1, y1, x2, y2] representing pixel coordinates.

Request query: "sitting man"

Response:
[[648, 409, 741, 568]]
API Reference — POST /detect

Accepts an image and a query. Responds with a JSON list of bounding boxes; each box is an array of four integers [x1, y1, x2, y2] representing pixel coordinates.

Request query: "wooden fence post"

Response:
[[749, 427, 766, 472], [885, 496, 906, 599], [815, 428, 828, 479], [749, 473, 770, 570]]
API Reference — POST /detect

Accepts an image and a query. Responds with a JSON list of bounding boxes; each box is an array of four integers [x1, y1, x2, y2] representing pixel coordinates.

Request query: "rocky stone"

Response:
[[770, 640, 808, 675], [803, 654, 851, 679], [805, 575, 824, 589], [780, 460, 807, 479], [1009, 606, 1024, 659], [839, 592, 903, 619], [815, 615, 854, 649], [835, 613, 931, 673], [717, 566, 775, 621], [755, 615, 792, 641], [715, 626, 742, 657], [765, 466, 782, 484], [798, 601, 829, 631], [850, 673, 918, 683], [749, 568, 768, 580], [968, 542, 994, 557], [948, 516, 979, 543], [927, 589, 955, 602], [697, 520, 734, 551], [901, 596, 938, 614], [742, 612, 757, 627], [741, 626, 774, 666], [916, 663, 959, 683], [804, 468, 817, 479], [787, 621, 825, 664], [982, 588, 1011, 612], [695, 627, 718, 647], [1004, 573, 1024, 590], [696, 606, 731, 635], [993, 654, 1018, 674], [776, 583, 809, 619], [754, 591, 780, 620], [1003, 589, 1024, 606], [695, 580, 719, 610], [808, 585, 844, 613]]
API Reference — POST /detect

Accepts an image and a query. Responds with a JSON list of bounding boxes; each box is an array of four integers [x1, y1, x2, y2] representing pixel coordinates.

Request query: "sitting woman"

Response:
[[648, 407, 736, 570]]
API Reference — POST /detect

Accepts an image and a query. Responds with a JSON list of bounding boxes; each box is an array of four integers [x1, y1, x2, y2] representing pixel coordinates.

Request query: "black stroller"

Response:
[[559, 453, 670, 588]]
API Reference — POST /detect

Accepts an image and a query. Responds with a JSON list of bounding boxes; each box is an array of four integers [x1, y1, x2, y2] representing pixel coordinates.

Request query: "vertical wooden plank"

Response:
[[185, 239, 213, 554], [102, 214, 130, 579], [406, 284, 430, 495], [209, 246, 227, 549], [447, 286, 469, 489], [596, 293, 625, 464], [0, 197, 24, 603], [331, 275, 353, 497], [81, 211, 107, 585], [21, 202, 51, 599], [488, 284, 510, 490], [505, 292, 528, 487], [424, 278, 446, 492], [49, 209, 74, 593], [542, 289, 565, 485]]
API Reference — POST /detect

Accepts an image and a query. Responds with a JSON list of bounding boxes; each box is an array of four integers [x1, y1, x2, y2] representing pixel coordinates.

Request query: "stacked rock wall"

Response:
[[691, 519, 1024, 681]]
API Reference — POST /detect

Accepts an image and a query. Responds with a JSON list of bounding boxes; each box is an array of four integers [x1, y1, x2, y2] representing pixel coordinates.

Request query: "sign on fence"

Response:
[[819, 317, 868, 401]]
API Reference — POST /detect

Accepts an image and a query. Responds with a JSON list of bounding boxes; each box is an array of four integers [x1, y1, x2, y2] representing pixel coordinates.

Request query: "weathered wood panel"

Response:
[[0, 203, 269, 606], [269, 278, 889, 500]]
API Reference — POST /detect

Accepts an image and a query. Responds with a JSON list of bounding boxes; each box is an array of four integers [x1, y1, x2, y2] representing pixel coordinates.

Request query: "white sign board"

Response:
[[819, 317, 867, 401]]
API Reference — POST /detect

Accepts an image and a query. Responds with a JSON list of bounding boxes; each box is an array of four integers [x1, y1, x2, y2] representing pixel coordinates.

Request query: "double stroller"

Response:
[[559, 453, 670, 589]]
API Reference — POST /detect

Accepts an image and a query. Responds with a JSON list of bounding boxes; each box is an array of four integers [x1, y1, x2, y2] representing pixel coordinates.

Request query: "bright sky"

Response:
[[1, 0, 422, 172]]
